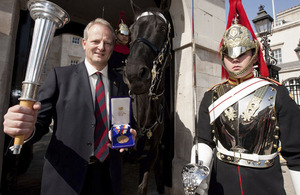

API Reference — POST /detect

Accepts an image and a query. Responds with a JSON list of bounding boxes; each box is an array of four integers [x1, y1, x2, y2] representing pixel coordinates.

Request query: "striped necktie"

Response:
[[94, 72, 109, 162]]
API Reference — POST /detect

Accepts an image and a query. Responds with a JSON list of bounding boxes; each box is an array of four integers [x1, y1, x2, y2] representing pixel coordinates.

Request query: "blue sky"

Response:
[[225, 0, 300, 31]]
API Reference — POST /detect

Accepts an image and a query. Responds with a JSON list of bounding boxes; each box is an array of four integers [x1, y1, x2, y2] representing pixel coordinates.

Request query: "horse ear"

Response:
[[159, 0, 171, 13], [130, 0, 141, 16]]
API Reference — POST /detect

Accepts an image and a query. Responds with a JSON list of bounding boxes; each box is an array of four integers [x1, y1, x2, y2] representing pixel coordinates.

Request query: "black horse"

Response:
[[123, 0, 172, 194]]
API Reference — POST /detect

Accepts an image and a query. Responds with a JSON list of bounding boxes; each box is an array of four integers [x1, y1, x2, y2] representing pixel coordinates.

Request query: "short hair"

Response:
[[83, 18, 116, 43]]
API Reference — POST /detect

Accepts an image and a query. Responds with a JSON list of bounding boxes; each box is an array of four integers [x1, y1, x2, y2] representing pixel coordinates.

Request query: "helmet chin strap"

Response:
[[116, 37, 128, 45], [223, 57, 254, 77], [222, 41, 259, 78]]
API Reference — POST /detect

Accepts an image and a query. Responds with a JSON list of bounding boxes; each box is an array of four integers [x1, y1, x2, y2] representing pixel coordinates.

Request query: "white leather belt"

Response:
[[216, 142, 278, 168]]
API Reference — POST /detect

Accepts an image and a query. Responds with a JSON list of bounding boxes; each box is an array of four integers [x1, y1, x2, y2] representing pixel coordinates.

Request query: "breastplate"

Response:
[[211, 83, 279, 156]]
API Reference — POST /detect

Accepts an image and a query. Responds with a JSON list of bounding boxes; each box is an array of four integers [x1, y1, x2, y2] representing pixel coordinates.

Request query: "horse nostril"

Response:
[[139, 67, 150, 80]]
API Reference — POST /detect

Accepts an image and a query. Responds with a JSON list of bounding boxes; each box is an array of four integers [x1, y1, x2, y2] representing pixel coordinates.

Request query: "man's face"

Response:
[[82, 24, 114, 70], [224, 50, 254, 78], [116, 32, 129, 45]]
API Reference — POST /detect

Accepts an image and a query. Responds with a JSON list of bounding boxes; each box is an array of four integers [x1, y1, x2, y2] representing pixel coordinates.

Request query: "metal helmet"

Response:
[[116, 19, 129, 36], [220, 23, 258, 59], [220, 0, 269, 79], [220, 22, 259, 77]]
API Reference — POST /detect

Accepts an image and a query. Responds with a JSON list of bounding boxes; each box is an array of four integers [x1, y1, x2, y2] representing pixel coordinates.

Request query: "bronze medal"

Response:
[[117, 135, 129, 143]]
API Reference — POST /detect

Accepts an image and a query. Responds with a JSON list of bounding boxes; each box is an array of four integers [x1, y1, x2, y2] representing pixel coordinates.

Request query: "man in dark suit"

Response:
[[3, 18, 135, 195]]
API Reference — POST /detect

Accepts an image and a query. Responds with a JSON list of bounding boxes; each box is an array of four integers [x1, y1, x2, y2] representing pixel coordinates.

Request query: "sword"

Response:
[[13, 0, 69, 154]]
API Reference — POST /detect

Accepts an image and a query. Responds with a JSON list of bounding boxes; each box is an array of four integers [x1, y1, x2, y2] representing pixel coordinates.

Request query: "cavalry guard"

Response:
[[108, 11, 130, 76], [190, 0, 300, 194]]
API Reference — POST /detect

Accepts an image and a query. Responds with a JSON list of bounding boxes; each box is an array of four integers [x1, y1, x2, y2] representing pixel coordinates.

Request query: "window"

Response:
[[272, 49, 282, 64], [72, 37, 80, 45], [70, 59, 79, 65], [283, 77, 300, 106]]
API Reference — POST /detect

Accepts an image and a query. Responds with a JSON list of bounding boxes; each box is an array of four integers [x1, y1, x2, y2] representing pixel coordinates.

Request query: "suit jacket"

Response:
[[28, 62, 129, 195]]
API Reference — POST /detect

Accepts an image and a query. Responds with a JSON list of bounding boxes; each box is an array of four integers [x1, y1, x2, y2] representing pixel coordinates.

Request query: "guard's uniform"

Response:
[[108, 11, 130, 79], [196, 77, 300, 195], [108, 47, 128, 76]]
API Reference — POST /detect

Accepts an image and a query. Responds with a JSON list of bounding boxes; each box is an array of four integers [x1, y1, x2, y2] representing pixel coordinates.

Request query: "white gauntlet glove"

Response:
[[289, 169, 300, 195], [190, 143, 214, 195]]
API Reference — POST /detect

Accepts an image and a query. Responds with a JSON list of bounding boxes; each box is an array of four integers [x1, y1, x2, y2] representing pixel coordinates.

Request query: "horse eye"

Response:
[[160, 26, 167, 33]]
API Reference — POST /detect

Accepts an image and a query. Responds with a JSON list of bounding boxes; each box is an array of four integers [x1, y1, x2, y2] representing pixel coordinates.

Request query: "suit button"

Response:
[[91, 124, 95, 128], [87, 142, 92, 146]]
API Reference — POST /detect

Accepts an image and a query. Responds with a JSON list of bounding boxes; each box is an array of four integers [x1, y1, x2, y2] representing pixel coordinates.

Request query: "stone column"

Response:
[[170, 0, 225, 194], [0, 0, 22, 185]]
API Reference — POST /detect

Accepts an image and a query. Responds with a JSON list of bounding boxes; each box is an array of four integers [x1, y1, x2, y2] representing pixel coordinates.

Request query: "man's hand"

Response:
[[3, 102, 41, 140], [108, 128, 137, 153]]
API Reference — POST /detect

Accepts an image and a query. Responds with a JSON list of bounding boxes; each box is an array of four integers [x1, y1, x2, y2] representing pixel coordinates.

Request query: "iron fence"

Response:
[[283, 76, 300, 106]]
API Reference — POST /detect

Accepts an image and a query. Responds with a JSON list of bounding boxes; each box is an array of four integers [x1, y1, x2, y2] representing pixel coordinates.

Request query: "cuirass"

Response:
[[211, 83, 279, 156]]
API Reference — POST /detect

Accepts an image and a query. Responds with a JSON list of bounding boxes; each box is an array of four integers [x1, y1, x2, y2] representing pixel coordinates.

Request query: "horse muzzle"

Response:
[[123, 63, 151, 95]]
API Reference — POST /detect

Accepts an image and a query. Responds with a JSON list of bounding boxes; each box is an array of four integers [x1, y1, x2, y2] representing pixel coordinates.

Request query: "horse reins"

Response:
[[130, 11, 172, 139]]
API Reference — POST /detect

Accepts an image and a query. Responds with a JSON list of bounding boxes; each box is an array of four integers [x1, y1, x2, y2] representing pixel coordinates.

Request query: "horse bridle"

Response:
[[129, 11, 172, 139], [130, 11, 172, 100]]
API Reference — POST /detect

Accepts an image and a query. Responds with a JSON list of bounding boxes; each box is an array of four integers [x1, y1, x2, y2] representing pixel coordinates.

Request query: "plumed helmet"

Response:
[[116, 19, 129, 36], [219, 0, 269, 78], [115, 11, 129, 36], [220, 23, 259, 60]]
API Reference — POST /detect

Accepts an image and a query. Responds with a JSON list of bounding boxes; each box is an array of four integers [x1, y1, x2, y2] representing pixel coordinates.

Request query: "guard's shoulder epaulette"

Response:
[[259, 77, 282, 86], [207, 80, 228, 91]]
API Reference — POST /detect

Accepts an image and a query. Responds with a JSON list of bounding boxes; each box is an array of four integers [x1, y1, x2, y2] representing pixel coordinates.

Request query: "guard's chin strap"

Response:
[[222, 41, 259, 77]]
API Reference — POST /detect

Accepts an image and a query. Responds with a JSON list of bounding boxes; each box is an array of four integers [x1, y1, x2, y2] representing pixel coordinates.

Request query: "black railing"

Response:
[[283, 76, 300, 106]]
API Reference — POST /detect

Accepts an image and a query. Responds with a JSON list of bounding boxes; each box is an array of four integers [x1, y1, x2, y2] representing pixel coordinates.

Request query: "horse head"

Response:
[[123, 1, 172, 194], [124, 0, 171, 98]]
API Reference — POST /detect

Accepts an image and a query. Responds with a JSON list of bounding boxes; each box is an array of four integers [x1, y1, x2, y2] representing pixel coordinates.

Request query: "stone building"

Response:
[[268, 5, 300, 105], [40, 34, 85, 84], [269, 5, 300, 81]]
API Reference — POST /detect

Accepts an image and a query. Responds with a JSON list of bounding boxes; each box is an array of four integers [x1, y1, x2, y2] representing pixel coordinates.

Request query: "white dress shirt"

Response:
[[84, 59, 110, 125]]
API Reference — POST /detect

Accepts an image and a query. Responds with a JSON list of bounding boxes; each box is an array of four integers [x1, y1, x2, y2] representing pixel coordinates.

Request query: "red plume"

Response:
[[117, 11, 127, 27], [220, 0, 269, 79]]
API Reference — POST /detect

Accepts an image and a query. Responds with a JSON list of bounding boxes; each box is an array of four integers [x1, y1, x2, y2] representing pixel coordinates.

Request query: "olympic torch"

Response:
[[13, 0, 69, 154]]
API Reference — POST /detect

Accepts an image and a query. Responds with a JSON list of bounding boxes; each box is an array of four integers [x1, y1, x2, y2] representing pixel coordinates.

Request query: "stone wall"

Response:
[[170, 0, 225, 194], [0, 0, 20, 186]]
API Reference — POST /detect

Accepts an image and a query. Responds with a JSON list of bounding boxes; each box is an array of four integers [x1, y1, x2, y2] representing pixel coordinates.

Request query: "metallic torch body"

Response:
[[13, 0, 69, 154]]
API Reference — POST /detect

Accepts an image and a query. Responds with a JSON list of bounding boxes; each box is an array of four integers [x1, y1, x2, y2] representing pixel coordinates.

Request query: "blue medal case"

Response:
[[110, 97, 135, 149]]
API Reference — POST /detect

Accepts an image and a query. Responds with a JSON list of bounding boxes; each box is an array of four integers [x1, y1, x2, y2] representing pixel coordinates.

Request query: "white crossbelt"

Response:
[[209, 78, 271, 123], [217, 141, 278, 162]]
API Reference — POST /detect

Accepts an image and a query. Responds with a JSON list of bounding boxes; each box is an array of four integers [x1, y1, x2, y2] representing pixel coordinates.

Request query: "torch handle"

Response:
[[13, 100, 35, 154]]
